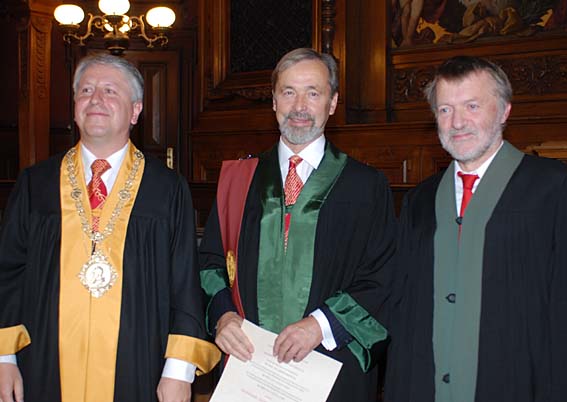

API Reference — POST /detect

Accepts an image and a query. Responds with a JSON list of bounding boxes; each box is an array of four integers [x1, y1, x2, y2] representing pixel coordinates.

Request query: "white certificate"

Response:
[[210, 319, 343, 402]]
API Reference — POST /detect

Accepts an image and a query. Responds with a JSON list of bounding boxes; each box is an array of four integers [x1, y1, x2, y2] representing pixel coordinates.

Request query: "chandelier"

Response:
[[53, 0, 176, 55]]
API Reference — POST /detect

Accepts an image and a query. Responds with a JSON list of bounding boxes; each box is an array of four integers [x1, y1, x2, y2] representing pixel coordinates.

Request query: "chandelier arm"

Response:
[[63, 14, 107, 46], [130, 15, 168, 48]]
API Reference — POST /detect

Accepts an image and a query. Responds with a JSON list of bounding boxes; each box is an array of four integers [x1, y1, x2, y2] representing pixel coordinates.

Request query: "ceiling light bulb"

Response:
[[98, 0, 130, 15], [145, 7, 176, 28], [119, 18, 131, 33], [54, 4, 85, 25]]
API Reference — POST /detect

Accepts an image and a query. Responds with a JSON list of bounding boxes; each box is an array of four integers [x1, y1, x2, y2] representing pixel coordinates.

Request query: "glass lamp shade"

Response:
[[98, 0, 130, 15], [145, 7, 176, 28], [54, 4, 85, 25]]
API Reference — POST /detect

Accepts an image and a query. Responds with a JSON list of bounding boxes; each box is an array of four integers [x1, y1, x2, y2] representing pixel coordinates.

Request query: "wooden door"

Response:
[[124, 51, 180, 171]]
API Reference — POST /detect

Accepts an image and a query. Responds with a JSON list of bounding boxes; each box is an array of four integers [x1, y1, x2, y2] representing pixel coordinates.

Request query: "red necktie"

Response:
[[284, 155, 304, 206], [284, 155, 303, 248], [458, 171, 479, 218], [88, 159, 111, 211]]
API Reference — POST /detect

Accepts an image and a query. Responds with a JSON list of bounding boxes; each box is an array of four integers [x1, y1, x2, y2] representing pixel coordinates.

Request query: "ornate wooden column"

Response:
[[15, 0, 54, 169], [321, 0, 336, 57], [320, 0, 347, 125]]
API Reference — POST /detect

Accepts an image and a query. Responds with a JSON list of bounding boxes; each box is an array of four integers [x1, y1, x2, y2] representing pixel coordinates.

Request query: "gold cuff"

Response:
[[0, 325, 31, 354], [165, 334, 221, 375]]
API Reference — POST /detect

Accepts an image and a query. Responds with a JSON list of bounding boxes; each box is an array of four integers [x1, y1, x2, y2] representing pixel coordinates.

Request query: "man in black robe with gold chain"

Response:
[[0, 54, 219, 402], [384, 56, 567, 402], [199, 48, 397, 402]]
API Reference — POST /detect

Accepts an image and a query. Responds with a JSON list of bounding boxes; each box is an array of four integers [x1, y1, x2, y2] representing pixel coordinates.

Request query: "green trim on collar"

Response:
[[433, 141, 523, 402]]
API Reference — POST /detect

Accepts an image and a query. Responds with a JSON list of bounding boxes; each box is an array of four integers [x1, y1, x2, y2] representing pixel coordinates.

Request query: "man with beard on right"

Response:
[[384, 55, 567, 402], [199, 48, 397, 402]]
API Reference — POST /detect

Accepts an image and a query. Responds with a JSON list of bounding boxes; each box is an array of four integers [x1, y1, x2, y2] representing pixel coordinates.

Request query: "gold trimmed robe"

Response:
[[0, 149, 219, 402]]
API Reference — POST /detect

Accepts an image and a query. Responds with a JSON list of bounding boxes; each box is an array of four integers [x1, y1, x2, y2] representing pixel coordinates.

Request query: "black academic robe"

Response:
[[0, 154, 207, 402], [384, 154, 567, 402], [200, 145, 397, 402]]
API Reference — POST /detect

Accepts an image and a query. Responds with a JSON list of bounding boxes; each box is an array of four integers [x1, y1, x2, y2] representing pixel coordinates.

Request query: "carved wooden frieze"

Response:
[[232, 87, 273, 101], [206, 81, 272, 103], [393, 66, 435, 104], [17, 12, 51, 101], [394, 54, 567, 104], [30, 14, 52, 100], [497, 55, 567, 96]]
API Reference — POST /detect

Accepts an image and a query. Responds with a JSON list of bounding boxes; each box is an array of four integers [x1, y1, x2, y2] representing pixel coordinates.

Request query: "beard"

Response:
[[439, 117, 504, 165], [279, 111, 324, 145]]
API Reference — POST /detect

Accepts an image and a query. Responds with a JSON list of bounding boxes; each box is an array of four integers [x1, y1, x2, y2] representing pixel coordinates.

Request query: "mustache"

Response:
[[445, 127, 477, 136], [285, 111, 315, 121]]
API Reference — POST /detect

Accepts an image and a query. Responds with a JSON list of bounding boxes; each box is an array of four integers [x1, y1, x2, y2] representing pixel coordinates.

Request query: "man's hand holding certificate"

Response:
[[210, 320, 343, 402]]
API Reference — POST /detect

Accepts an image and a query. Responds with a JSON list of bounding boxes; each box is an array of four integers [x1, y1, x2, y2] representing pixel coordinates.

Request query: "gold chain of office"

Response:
[[64, 147, 143, 244], [64, 147, 144, 297]]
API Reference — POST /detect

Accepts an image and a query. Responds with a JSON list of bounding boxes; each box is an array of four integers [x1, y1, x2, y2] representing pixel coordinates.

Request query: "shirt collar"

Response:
[[454, 140, 504, 180], [81, 142, 129, 178], [278, 134, 326, 172]]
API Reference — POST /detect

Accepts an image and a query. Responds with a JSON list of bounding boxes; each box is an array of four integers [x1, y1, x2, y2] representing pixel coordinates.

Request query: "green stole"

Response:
[[257, 143, 347, 333], [433, 141, 523, 402]]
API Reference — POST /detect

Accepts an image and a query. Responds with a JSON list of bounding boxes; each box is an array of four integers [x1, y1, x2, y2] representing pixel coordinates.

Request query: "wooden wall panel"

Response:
[[190, 116, 567, 225], [192, 130, 279, 182], [345, 0, 388, 123]]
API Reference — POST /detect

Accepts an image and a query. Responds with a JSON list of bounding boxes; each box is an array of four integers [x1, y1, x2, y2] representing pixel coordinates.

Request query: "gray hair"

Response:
[[271, 48, 339, 96], [424, 55, 512, 114], [73, 53, 144, 103]]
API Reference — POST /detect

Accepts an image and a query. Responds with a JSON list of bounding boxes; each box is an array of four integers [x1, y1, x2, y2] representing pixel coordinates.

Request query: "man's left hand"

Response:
[[156, 377, 191, 402], [273, 316, 323, 363]]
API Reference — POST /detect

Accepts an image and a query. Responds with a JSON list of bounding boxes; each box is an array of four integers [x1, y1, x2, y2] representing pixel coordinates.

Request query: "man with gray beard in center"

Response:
[[199, 48, 397, 402]]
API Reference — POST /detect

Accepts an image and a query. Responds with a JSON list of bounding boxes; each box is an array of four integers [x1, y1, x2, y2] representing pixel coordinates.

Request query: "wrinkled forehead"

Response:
[[77, 64, 137, 101], [442, 69, 499, 88], [436, 70, 501, 99], [277, 60, 330, 87]]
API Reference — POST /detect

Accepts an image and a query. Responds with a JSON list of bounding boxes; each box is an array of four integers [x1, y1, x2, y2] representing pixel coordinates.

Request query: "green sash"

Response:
[[257, 143, 347, 333], [433, 141, 523, 402]]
